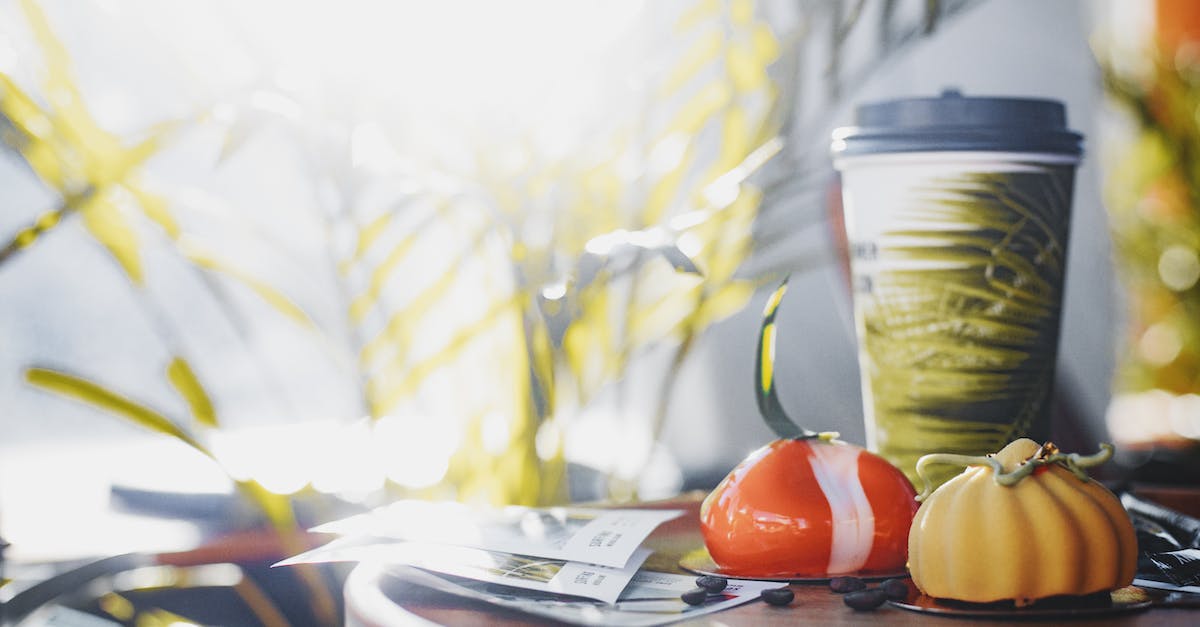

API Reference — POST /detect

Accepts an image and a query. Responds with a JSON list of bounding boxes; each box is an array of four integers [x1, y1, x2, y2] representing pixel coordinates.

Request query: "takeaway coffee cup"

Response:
[[831, 89, 1083, 488]]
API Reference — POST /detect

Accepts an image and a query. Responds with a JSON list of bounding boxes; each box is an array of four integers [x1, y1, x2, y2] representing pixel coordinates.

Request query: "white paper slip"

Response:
[[278, 535, 652, 604], [310, 500, 682, 568], [369, 565, 780, 626]]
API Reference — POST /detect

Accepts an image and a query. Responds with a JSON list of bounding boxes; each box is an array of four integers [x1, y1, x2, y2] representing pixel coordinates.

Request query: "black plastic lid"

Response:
[[831, 89, 1082, 157]]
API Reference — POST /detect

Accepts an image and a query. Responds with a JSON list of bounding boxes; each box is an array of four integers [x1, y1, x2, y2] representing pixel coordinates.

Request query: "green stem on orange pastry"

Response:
[[754, 277, 828, 440], [914, 442, 1115, 501]]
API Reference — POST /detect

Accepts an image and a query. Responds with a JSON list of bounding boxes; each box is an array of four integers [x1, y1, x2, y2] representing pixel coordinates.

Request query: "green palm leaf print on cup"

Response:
[[853, 165, 1076, 488]]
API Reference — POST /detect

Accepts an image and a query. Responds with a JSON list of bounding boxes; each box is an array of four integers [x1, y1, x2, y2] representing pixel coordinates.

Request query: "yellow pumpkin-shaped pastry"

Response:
[[907, 438, 1137, 607]]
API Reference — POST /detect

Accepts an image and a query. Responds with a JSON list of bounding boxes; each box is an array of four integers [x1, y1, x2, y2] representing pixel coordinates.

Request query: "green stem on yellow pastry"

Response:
[[915, 442, 1114, 501]]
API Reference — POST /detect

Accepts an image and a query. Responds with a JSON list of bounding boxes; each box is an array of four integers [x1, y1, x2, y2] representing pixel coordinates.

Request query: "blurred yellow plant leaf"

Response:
[[231, 572, 293, 627], [25, 367, 205, 453], [368, 292, 523, 416], [731, 0, 755, 24], [340, 211, 394, 275], [1, 1, 177, 280], [126, 181, 181, 240], [357, 225, 491, 367], [643, 143, 697, 226], [666, 81, 734, 139], [80, 197, 144, 284], [528, 314, 556, 410], [167, 357, 218, 428], [0, 74, 67, 190], [17, 0, 124, 171], [693, 281, 758, 330], [727, 42, 769, 93], [132, 608, 199, 627], [348, 229, 422, 323], [752, 22, 780, 61], [718, 105, 751, 170], [183, 246, 313, 328], [0, 208, 66, 263], [341, 1, 785, 507], [660, 29, 723, 96], [676, 0, 721, 32], [99, 593, 136, 623], [562, 287, 616, 396]]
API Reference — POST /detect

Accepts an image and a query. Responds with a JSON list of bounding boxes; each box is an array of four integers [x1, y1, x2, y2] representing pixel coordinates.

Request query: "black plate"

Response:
[[678, 547, 907, 584], [889, 580, 1155, 619]]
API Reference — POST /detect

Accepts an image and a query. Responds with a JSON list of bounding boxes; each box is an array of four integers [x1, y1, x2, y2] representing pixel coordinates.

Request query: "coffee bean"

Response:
[[695, 575, 728, 592], [681, 587, 708, 606], [829, 576, 866, 593], [843, 588, 888, 611], [879, 578, 908, 601], [761, 586, 794, 606]]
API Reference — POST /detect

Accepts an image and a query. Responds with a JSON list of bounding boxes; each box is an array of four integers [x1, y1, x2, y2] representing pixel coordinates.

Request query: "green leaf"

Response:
[[25, 367, 206, 454], [753, 278, 815, 439], [167, 357, 218, 428]]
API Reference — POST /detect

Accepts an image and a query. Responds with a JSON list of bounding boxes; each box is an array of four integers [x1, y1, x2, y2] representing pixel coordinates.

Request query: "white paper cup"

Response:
[[831, 90, 1083, 488]]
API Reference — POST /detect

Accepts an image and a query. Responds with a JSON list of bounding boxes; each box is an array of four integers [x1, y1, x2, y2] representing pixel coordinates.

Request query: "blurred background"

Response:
[[3, 0, 1200, 623]]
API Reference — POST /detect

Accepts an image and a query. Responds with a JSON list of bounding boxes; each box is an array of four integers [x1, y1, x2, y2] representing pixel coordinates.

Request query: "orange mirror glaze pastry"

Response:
[[700, 437, 919, 578]]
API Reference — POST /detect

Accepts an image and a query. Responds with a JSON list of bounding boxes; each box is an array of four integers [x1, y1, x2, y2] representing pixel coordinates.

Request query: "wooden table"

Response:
[[344, 489, 1200, 626]]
